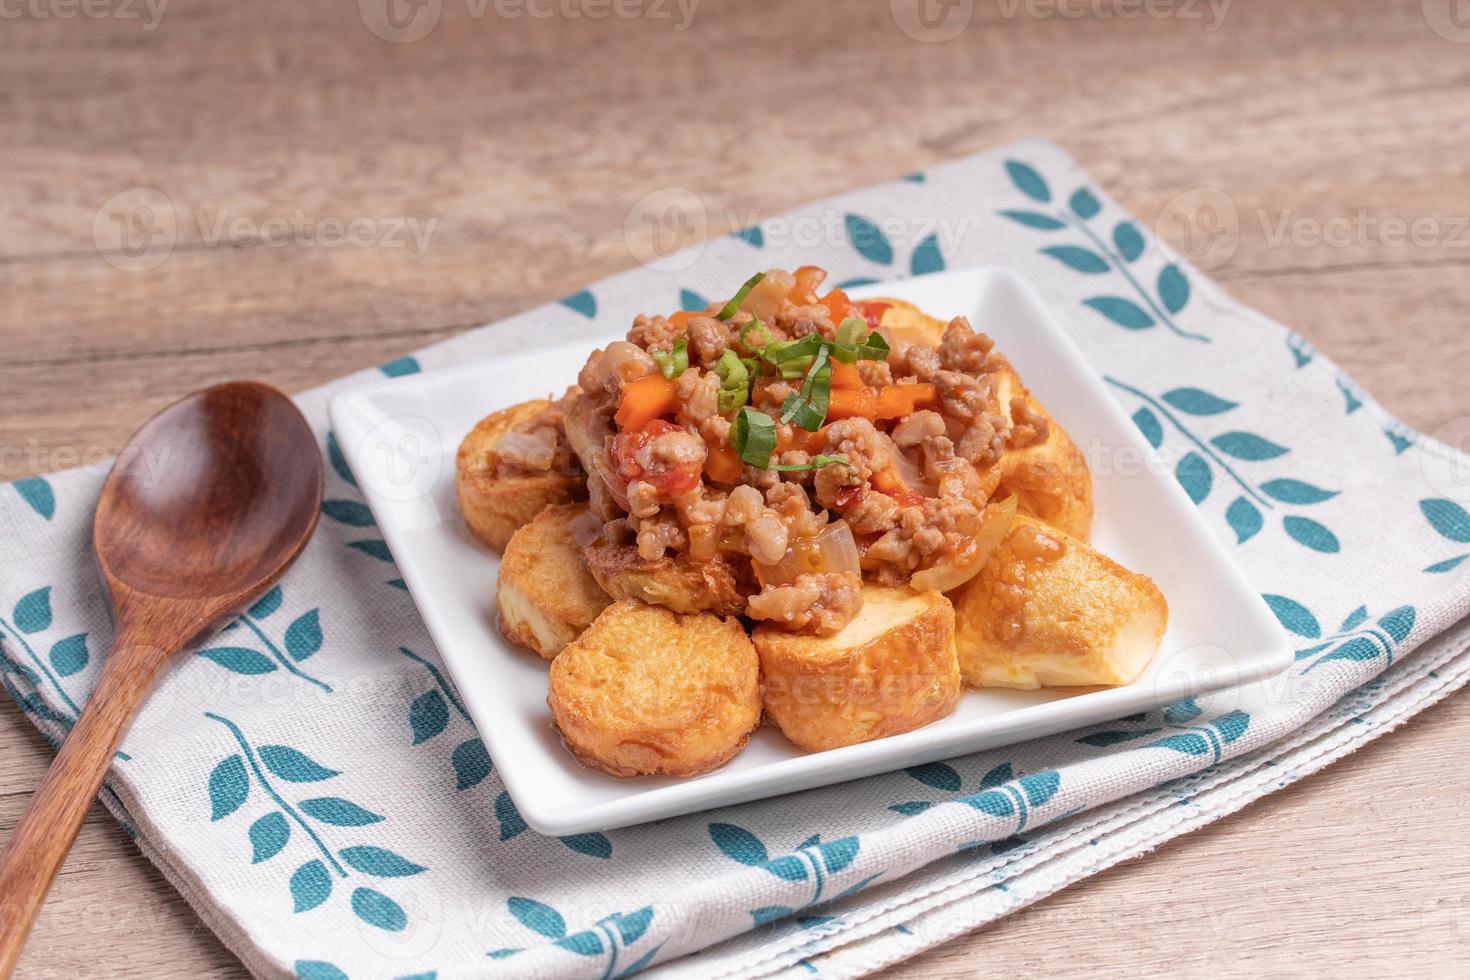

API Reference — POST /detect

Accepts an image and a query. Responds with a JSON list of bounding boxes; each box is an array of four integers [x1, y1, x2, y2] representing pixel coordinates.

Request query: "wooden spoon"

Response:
[[0, 381, 323, 975]]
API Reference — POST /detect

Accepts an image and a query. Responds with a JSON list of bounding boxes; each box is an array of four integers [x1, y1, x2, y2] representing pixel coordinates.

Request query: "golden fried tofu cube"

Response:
[[495, 503, 611, 659], [994, 359, 1094, 541], [547, 600, 760, 778], [455, 399, 584, 552], [755, 586, 961, 752], [582, 525, 749, 618], [950, 516, 1167, 690]]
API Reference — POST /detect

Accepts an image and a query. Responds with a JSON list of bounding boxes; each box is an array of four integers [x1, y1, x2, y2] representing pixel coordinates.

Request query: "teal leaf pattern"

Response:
[[1341, 606, 1369, 631], [1260, 479, 1339, 505], [290, 860, 333, 913], [352, 887, 407, 932], [13, 477, 55, 520], [495, 791, 527, 840], [1378, 606, 1416, 643], [209, 755, 250, 820], [1078, 727, 1161, 747], [1425, 555, 1468, 573], [340, 846, 426, 878], [284, 610, 323, 661], [1283, 516, 1340, 553], [560, 833, 612, 859], [1083, 296, 1154, 329], [346, 539, 394, 562], [294, 961, 347, 980], [13, 587, 53, 633], [1132, 407, 1164, 448], [259, 746, 340, 783], [1069, 188, 1101, 220], [378, 356, 421, 377], [1042, 245, 1109, 274], [250, 812, 291, 863], [844, 214, 893, 265], [998, 210, 1065, 230], [1112, 221, 1144, 262], [1161, 388, 1237, 416], [559, 290, 597, 318], [679, 288, 708, 312], [1212, 432, 1290, 461], [48, 634, 88, 677], [300, 798, 385, 827], [910, 233, 944, 275], [1176, 452, 1213, 504], [321, 500, 376, 527], [250, 586, 284, 619], [1422, 499, 1470, 542], [409, 690, 449, 744], [509, 897, 566, 939], [732, 225, 764, 248], [1005, 160, 1051, 202], [1158, 264, 1190, 314], [709, 823, 768, 866], [1262, 594, 1321, 638], [1002, 159, 1207, 340], [1226, 497, 1263, 543], [451, 738, 492, 790], [904, 762, 961, 791], [198, 647, 277, 675]]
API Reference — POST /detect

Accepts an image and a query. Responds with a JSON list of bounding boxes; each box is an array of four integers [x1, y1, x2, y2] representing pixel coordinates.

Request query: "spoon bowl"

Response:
[[0, 380, 323, 976]]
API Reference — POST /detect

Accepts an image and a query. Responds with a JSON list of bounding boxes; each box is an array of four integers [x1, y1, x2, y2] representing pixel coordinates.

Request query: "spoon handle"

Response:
[[0, 635, 165, 977]]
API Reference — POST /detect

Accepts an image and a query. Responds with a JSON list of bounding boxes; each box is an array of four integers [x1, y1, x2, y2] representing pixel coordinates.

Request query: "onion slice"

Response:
[[909, 494, 1019, 593], [754, 518, 860, 587]]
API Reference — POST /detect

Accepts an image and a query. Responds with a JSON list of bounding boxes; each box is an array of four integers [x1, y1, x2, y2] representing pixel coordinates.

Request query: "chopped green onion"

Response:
[[830, 317, 889, 363], [718, 272, 765, 320], [780, 345, 831, 432], [739, 318, 774, 352], [835, 317, 868, 345], [772, 454, 850, 472], [856, 332, 889, 360], [714, 349, 754, 414], [732, 407, 777, 468], [651, 337, 689, 379]]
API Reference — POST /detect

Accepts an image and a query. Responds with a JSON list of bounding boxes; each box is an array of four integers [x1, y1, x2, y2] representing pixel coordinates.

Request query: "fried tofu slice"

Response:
[[876, 297, 949, 347], [455, 399, 584, 551], [950, 516, 1167, 690], [755, 586, 961, 752], [582, 524, 749, 617], [496, 503, 611, 659], [993, 359, 1093, 541], [548, 600, 760, 778]]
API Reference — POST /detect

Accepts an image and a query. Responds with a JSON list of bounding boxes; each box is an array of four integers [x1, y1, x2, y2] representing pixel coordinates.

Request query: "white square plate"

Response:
[[328, 267, 1291, 835]]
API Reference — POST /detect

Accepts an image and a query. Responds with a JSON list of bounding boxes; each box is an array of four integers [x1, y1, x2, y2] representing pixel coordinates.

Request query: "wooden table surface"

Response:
[[4, 0, 1469, 975]]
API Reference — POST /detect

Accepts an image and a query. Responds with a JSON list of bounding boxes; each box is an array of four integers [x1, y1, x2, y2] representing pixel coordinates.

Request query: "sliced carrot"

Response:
[[819, 287, 852, 325], [614, 375, 681, 431], [789, 265, 827, 306], [825, 387, 878, 421], [875, 383, 939, 420], [704, 442, 744, 484], [668, 310, 696, 330], [829, 360, 864, 390]]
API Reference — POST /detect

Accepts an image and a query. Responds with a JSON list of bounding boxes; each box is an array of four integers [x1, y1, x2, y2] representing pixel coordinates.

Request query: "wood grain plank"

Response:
[[2, 0, 1468, 976]]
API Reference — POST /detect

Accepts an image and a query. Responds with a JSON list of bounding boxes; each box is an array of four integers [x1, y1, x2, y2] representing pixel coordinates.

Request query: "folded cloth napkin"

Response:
[[4, 138, 1469, 980]]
